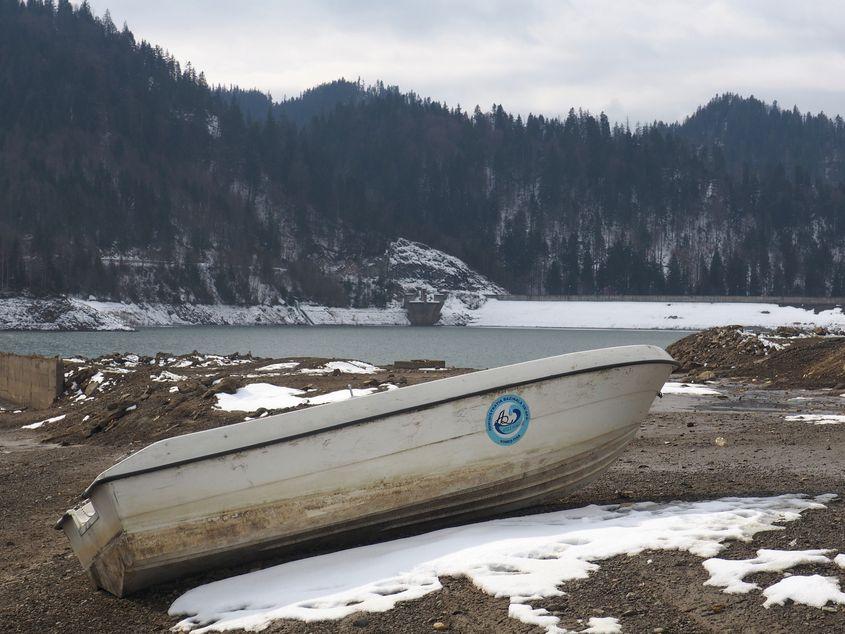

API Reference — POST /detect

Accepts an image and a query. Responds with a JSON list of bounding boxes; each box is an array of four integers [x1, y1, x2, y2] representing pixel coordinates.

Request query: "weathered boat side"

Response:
[[58, 345, 677, 596]]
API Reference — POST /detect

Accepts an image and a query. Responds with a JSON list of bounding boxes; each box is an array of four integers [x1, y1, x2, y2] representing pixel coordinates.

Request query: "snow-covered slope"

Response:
[[387, 238, 505, 296], [0, 297, 307, 331], [0, 297, 132, 331]]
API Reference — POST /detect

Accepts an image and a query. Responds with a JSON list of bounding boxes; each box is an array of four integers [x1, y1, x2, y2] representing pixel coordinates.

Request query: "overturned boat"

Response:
[[58, 345, 677, 596]]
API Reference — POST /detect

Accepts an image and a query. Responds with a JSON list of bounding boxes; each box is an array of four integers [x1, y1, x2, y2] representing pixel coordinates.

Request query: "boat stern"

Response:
[[56, 488, 129, 596]]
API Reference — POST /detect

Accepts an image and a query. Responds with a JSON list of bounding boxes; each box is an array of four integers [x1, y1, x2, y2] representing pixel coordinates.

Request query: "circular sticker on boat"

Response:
[[485, 394, 530, 446]]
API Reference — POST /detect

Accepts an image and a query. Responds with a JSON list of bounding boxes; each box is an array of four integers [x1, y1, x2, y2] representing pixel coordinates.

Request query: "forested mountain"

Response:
[[2, 0, 845, 305], [216, 79, 369, 127], [676, 94, 845, 184]]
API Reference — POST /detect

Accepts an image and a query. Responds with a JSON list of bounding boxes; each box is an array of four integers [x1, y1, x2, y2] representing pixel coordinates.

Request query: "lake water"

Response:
[[0, 326, 687, 369]]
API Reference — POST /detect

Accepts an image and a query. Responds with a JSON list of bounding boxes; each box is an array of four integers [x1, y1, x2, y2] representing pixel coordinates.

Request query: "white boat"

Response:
[[57, 345, 676, 596]]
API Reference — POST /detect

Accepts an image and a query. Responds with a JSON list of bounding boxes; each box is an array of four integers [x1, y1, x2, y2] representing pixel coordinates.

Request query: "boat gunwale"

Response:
[[68, 356, 677, 504]]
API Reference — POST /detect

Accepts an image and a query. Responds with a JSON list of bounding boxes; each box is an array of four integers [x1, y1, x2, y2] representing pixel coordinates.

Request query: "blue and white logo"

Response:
[[485, 394, 531, 446]]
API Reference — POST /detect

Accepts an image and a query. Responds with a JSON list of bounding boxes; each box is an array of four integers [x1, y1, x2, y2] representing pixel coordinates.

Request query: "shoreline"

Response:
[[1, 332, 844, 631], [2, 376, 843, 632], [4, 295, 845, 332]]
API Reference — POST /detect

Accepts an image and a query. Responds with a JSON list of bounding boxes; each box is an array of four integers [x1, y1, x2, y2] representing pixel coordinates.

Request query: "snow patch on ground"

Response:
[[254, 362, 299, 373], [298, 360, 383, 375], [21, 414, 66, 430], [835, 554, 845, 569], [151, 371, 186, 382], [509, 606, 620, 633], [169, 494, 831, 633], [704, 549, 833, 594], [785, 414, 845, 425], [215, 384, 377, 412], [662, 382, 723, 396], [470, 299, 845, 331], [742, 330, 789, 351], [762, 575, 845, 608]]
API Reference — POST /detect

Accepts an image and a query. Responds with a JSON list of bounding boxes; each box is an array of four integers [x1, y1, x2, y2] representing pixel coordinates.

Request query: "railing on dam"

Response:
[[488, 294, 845, 306]]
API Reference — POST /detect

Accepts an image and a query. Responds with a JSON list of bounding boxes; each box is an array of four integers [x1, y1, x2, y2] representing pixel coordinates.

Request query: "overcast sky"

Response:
[[92, 0, 845, 124]]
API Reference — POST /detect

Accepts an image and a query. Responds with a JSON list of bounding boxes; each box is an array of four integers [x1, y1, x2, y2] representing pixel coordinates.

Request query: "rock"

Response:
[[351, 616, 370, 627], [696, 370, 716, 381], [106, 398, 131, 411], [182, 380, 203, 394], [332, 368, 342, 377], [203, 377, 240, 399], [775, 326, 801, 337], [621, 608, 644, 617], [432, 622, 448, 631], [83, 380, 99, 397], [714, 436, 727, 447]]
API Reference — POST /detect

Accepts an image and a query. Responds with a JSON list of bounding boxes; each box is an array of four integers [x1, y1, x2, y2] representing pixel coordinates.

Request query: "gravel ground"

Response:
[[1, 382, 843, 633]]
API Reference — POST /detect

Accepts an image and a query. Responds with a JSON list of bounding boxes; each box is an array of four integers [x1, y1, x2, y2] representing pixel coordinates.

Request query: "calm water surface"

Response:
[[0, 326, 687, 369]]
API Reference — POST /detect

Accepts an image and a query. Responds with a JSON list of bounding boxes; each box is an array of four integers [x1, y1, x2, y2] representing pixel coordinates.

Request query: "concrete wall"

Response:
[[0, 352, 64, 409]]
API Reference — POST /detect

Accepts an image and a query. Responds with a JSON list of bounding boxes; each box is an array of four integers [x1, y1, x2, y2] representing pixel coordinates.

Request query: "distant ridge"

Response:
[[1, 0, 844, 306]]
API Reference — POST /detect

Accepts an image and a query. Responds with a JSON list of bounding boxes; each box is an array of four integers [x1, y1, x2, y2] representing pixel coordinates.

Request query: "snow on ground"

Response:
[[21, 414, 66, 430], [835, 554, 845, 569], [470, 299, 845, 331], [703, 549, 833, 593], [254, 362, 299, 373], [762, 575, 845, 608], [298, 360, 383, 375], [785, 414, 845, 425], [169, 494, 832, 633], [151, 371, 186, 382], [743, 330, 788, 351], [215, 383, 377, 412], [508, 605, 620, 633], [662, 382, 723, 396]]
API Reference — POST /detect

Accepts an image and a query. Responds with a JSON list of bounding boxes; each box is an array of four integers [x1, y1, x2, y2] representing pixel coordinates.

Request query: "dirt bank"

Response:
[[1, 381, 843, 633], [0, 352, 468, 448], [668, 326, 845, 389]]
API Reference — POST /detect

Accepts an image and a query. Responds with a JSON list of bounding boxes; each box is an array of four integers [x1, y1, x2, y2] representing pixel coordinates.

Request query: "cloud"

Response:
[[92, 0, 845, 122]]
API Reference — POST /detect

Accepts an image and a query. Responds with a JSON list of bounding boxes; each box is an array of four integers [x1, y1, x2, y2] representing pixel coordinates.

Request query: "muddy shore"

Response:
[[3, 330, 845, 632], [1, 370, 843, 632]]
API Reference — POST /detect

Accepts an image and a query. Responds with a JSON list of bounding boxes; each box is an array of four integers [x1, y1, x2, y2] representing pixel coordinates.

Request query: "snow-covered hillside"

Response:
[[387, 238, 505, 297]]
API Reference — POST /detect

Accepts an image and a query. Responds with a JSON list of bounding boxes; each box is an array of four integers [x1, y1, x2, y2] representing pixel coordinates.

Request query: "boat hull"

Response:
[[59, 349, 675, 596]]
